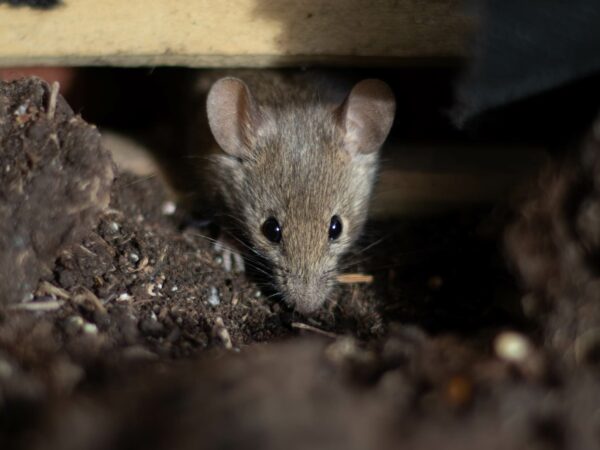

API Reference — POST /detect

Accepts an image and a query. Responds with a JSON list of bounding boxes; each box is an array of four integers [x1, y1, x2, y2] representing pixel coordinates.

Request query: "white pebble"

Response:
[[161, 201, 177, 215], [15, 103, 27, 116], [129, 253, 140, 263], [494, 331, 531, 363], [117, 293, 132, 302], [208, 287, 220, 306], [109, 221, 120, 232], [171, 286, 178, 292], [82, 323, 98, 335]]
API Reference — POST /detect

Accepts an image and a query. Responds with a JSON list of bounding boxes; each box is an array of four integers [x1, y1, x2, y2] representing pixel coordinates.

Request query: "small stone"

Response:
[[15, 103, 28, 116], [82, 322, 98, 335], [109, 221, 120, 232], [213, 317, 233, 350], [64, 316, 84, 335], [117, 292, 132, 302], [494, 331, 531, 363], [161, 201, 176, 215], [208, 287, 220, 306], [129, 253, 140, 263]]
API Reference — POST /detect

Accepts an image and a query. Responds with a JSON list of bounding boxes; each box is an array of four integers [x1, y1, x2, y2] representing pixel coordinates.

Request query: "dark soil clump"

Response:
[[0, 78, 113, 305]]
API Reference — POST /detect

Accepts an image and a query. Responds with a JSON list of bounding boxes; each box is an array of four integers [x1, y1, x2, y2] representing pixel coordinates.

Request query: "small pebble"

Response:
[[208, 287, 220, 306], [213, 317, 233, 350], [129, 253, 140, 263], [64, 316, 84, 335], [494, 331, 531, 363], [161, 201, 177, 215], [147, 283, 157, 297], [254, 290, 262, 298], [109, 221, 120, 232], [15, 103, 28, 116], [171, 286, 178, 292], [82, 323, 98, 335], [117, 293, 132, 302]]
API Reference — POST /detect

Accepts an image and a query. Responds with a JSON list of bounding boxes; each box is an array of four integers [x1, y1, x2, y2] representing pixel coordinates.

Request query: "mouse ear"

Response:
[[337, 79, 395, 155], [207, 77, 259, 159]]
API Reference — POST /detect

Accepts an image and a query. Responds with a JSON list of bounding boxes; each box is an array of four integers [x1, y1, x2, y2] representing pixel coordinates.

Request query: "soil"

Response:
[[1, 78, 600, 450]]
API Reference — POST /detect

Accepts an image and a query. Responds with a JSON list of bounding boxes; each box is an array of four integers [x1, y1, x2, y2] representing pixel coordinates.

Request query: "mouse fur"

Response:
[[204, 72, 395, 314]]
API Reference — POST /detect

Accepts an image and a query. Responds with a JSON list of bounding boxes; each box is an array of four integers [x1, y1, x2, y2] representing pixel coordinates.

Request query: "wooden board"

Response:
[[0, 0, 470, 68]]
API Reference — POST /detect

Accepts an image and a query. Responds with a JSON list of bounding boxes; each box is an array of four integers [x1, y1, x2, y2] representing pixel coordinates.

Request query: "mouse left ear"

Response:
[[206, 77, 260, 159], [336, 79, 395, 155]]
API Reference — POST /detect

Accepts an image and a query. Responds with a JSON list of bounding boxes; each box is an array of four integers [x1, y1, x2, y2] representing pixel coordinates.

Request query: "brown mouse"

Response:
[[204, 72, 395, 314]]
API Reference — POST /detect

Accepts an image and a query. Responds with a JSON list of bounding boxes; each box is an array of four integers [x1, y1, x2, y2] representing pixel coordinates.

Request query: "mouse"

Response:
[[203, 72, 395, 314]]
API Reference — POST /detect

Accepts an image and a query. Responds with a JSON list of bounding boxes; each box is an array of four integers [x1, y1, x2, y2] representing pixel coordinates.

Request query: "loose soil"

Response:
[[1, 78, 600, 450]]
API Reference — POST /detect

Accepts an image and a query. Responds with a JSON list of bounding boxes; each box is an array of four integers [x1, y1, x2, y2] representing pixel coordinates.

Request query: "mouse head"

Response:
[[207, 77, 395, 313]]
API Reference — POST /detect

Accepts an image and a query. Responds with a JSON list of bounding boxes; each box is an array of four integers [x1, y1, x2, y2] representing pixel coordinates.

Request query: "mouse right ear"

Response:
[[206, 77, 259, 159], [337, 79, 396, 156]]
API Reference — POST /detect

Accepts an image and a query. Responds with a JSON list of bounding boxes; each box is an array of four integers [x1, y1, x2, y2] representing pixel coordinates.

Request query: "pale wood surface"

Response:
[[0, 0, 470, 67]]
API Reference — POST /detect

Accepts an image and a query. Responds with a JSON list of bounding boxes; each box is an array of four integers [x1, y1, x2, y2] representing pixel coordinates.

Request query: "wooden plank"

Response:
[[0, 0, 470, 68]]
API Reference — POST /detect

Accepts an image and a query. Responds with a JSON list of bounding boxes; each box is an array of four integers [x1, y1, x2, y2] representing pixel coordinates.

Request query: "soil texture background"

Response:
[[1, 78, 600, 450]]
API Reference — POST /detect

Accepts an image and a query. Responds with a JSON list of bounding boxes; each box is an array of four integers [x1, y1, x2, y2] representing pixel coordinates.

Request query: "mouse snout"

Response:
[[279, 272, 334, 314]]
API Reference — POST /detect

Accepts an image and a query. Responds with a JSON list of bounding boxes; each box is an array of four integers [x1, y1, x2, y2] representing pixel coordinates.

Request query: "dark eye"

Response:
[[329, 215, 343, 240], [262, 217, 282, 243]]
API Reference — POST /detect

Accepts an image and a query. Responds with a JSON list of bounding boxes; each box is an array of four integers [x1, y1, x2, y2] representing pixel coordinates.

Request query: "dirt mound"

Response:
[[0, 78, 114, 305], [506, 116, 600, 365]]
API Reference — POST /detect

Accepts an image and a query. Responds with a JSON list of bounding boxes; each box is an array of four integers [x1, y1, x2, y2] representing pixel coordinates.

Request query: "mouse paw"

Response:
[[213, 239, 245, 273]]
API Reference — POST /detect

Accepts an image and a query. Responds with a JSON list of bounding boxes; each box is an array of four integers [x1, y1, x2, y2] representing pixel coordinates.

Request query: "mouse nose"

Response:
[[281, 273, 332, 314]]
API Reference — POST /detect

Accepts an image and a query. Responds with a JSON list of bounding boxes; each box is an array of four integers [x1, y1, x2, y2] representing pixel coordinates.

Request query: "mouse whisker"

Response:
[[183, 230, 266, 266], [352, 235, 390, 256]]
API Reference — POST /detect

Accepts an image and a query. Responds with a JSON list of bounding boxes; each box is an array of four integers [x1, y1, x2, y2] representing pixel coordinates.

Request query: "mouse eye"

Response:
[[262, 217, 282, 243], [328, 215, 343, 240]]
